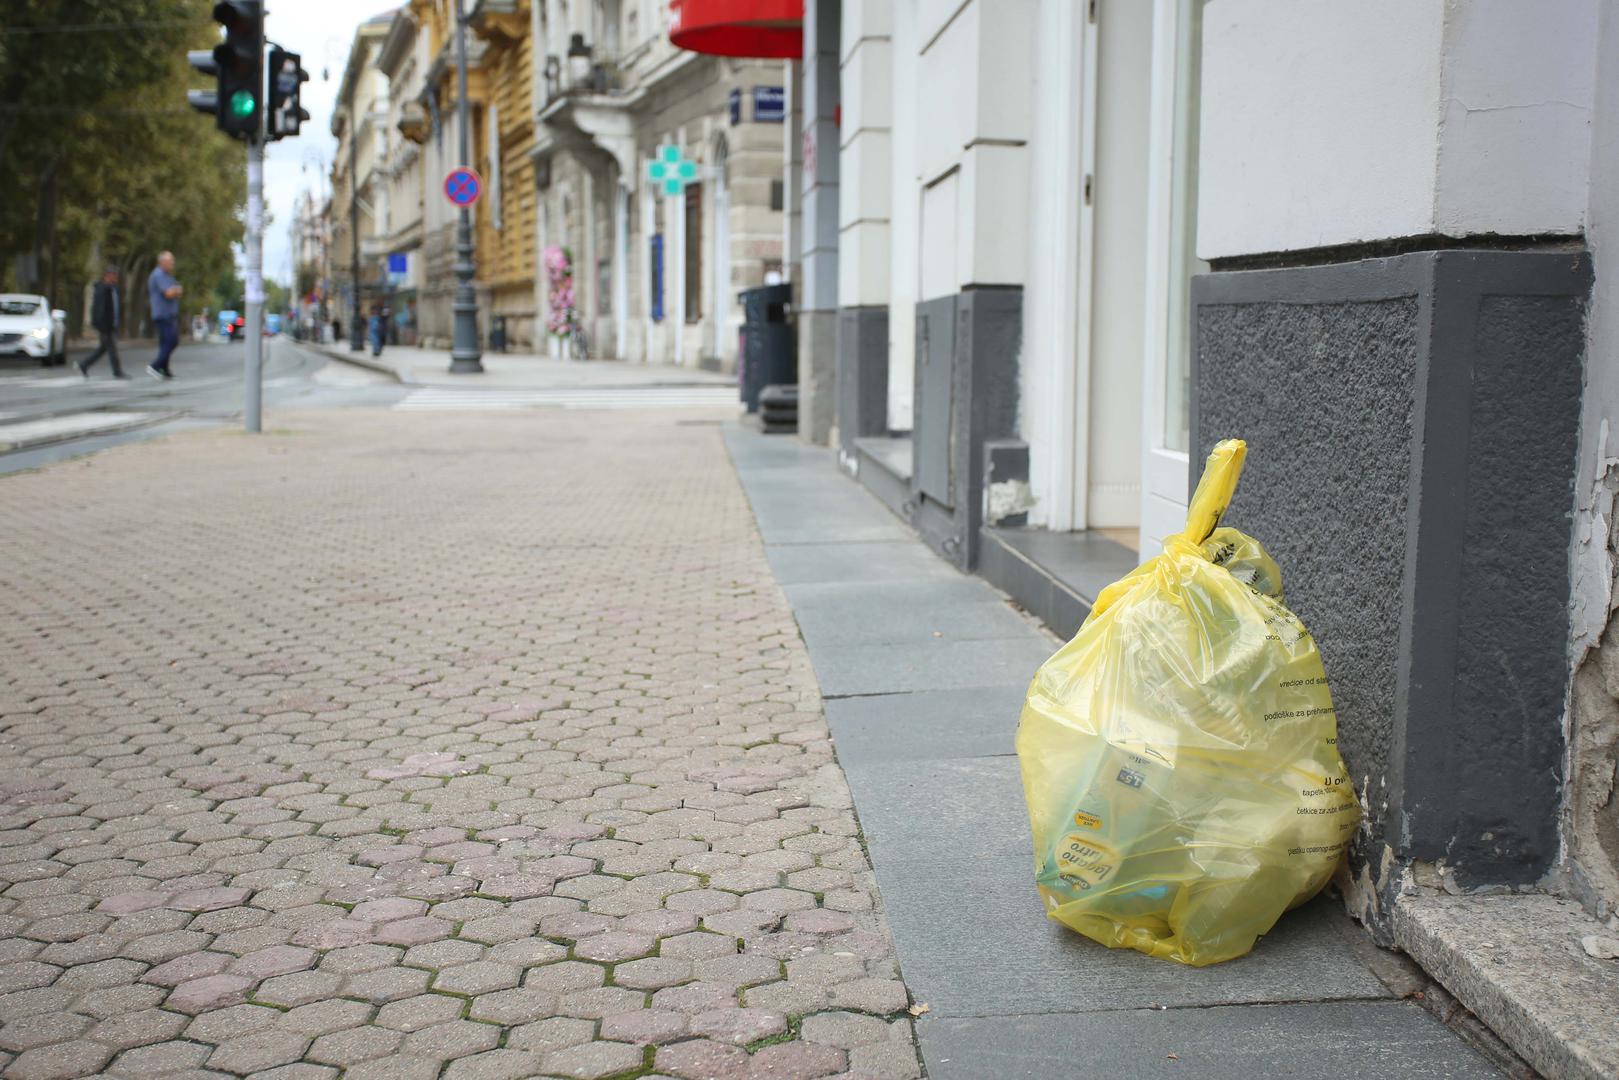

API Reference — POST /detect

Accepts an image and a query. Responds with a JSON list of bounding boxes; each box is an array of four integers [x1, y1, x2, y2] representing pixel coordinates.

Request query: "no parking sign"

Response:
[[443, 167, 482, 207]]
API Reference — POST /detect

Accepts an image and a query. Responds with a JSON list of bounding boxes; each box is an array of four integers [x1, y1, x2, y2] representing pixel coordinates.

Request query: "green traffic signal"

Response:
[[229, 90, 257, 118]]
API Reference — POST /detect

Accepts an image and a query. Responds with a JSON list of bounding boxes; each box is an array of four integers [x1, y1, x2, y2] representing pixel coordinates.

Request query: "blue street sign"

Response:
[[753, 86, 785, 123], [646, 145, 699, 197], [443, 167, 482, 207], [387, 253, 408, 274]]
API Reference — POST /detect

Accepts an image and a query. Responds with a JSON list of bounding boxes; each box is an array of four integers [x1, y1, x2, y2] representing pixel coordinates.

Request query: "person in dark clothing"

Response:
[[78, 266, 126, 378]]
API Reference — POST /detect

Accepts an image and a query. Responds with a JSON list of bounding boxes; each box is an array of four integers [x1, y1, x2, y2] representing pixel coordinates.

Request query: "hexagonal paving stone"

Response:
[[746, 1040, 848, 1079], [558, 985, 647, 1020], [572, 931, 655, 964], [351, 897, 427, 923], [539, 911, 617, 941], [507, 1015, 597, 1054], [798, 1010, 891, 1049], [661, 931, 738, 960], [400, 1019, 501, 1060], [166, 972, 255, 1013], [523, 960, 605, 993], [377, 993, 467, 1032], [308, 1024, 405, 1067], [441, 1048, 547, 1080], [486, 938, 567, 968], [431, 960, 520, 996], [206, 1030, 312, 1074], [542, 1039, 645, 1080], [184, 1003, 281, 1043], [140, 950, 231, 987], [232, 944, 316, 979], [0, 1010, 91, 1052], [253, 969, 343, 1008], [106, 1039, 212, 1077], [655, 1038, 750, 1080], [9, 1038, 115, 1080], [613, 956, 694, 991], [372, 916, 452, 947], [827, 978, 908, 1016], [693, 954, 782, 991], [457, 915, 535, 944], [317, 943, 402, 974], [599, 1006, 690, 1045], [277, 997, 374, 1037], [466, 986, 559, 1025], [84, 1007, 186, 1051], [342, 965, 431, 1004], [689, 1006, 788, 1045]]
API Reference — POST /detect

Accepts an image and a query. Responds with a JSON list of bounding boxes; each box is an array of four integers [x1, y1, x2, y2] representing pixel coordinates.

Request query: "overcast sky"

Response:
[[258, 0, 400, 286]]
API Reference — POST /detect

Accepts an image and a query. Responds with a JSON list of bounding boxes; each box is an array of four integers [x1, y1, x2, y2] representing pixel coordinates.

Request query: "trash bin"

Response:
[[490, 316, 508, 353], [738, 283, 796, 413]]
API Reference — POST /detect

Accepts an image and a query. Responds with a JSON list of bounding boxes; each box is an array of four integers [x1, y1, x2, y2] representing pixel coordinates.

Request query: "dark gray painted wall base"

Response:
[[836, 306, 889, 453], [1192, 249, 1592, 920], [905, 287, 1023, 571]]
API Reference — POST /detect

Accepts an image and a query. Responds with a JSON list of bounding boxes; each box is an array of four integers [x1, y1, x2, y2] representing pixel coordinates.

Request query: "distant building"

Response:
[[330, 12, 396, 340]]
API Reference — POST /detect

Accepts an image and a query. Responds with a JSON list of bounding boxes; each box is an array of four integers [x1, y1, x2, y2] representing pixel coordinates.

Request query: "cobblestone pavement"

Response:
[[0, 409, 920, 1080]]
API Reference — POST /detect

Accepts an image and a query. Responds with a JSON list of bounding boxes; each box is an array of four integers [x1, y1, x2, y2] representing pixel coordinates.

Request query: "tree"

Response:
[[0, 1, 243, 335]]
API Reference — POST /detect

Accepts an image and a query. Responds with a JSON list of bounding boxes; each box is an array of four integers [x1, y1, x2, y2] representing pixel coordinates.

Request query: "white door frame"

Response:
[[1137, 0, 1200, 553], [1043, 0, 1096, 533]]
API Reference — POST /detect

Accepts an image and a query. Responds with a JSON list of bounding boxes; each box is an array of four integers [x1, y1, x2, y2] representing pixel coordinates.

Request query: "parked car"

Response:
[[218, 310, 244, 342], [0, 294, 67, 365]]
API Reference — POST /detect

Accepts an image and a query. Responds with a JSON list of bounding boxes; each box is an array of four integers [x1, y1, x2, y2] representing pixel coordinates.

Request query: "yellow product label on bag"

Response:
[[1055, 833, 1117, 891], [1073, 811, 1103, 830]]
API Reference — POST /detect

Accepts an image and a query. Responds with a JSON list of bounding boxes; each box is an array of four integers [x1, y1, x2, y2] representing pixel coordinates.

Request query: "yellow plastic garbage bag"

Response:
[[1016, 439, 1359, 967]]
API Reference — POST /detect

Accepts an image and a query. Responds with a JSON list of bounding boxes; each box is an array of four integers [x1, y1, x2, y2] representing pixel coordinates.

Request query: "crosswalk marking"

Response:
[[394, 387, 739, 411]]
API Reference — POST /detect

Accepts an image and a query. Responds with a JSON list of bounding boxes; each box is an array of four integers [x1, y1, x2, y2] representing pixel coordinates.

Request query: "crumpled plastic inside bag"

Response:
[[1016, 439, 1359, 966]]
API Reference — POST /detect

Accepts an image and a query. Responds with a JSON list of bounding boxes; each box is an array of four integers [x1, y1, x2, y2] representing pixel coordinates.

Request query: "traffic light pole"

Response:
[[244, 140, 265, 433]]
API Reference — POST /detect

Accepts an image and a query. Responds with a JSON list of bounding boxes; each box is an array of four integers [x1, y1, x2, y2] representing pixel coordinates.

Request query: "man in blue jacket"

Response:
[[146, 251, 183, 379]]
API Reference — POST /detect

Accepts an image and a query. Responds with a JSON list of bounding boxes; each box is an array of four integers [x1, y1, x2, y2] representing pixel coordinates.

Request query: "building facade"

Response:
[[330, 13, 397, 343], [782, 2, 1619, 1059], [531, 1, 787, 367]]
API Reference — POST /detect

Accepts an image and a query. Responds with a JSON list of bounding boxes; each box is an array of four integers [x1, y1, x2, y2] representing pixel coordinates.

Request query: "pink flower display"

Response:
[[543, 245, 580, 339]]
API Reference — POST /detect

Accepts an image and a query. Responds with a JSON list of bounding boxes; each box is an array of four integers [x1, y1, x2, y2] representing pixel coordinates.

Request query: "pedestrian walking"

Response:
[[146, 250, 183, 379], [77, 266, 127, 379], [368, 304, 385, 357]]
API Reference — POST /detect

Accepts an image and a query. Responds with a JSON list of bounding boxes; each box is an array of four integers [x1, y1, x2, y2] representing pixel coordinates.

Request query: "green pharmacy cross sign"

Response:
[[647, 145, 698, 196]]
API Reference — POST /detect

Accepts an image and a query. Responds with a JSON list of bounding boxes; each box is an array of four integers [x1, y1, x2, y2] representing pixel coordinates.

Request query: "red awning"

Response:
[[669, 0, 802, 59]]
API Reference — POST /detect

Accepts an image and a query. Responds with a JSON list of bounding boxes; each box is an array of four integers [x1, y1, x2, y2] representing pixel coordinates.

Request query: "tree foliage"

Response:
[[0, 0, 244, 334]]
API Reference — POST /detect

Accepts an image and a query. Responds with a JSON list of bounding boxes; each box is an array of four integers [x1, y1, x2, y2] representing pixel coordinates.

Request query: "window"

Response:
[[684, 182, 702, 322], [769, 179, 784, 212]]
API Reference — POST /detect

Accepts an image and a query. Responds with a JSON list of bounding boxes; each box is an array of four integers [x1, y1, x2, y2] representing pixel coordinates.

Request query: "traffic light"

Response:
[[187, 2, 263, 140], [267, 47, 310, 142]]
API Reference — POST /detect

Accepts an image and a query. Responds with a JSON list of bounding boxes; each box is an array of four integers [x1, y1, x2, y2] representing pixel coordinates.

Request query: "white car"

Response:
[[0, 294, 67, 365]]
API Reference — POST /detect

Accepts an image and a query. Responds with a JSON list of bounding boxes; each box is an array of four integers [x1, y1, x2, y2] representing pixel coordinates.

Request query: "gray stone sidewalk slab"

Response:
[[922, 1001, 1502, 1079], [807, 637, 1056, 698], [825, 685, 1027, 762], [765, 540, 962, 585], [842, 756, 1389, 1017], [785, 579, 1042, 647]]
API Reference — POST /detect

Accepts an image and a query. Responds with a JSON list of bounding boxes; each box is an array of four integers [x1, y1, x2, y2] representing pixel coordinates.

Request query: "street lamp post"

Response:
[[349, 105, 364, 352], [449, 0, 484, 373]]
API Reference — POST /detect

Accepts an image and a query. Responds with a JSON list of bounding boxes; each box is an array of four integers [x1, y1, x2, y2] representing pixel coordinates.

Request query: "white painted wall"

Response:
[[887, 0, 919, 431], [838, 0, 893, 309], [1571, 0, 1619, 655], [1199, 0, 1599, 259], [1198, 0, 1443, 259], [913, 0, 1034, 289], [1433, 0, 1599, 237]]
